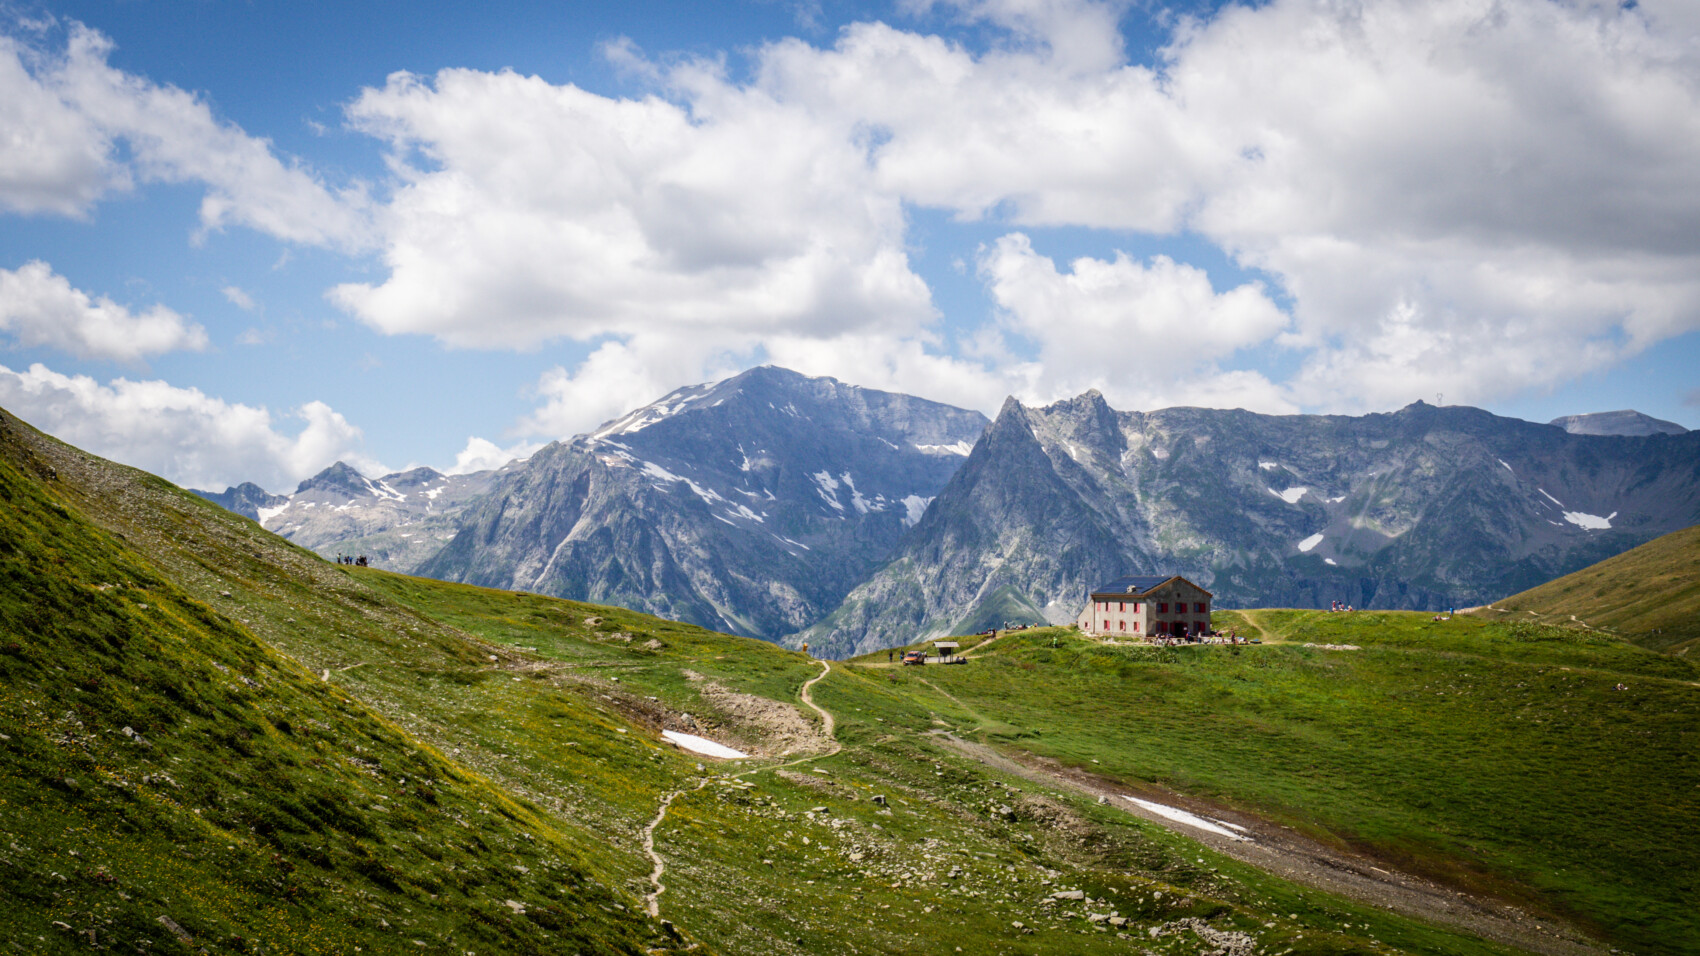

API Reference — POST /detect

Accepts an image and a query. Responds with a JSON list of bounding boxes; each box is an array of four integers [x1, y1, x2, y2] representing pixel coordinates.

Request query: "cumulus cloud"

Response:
[[331, 63, 932, 349], [0, 362, 378, 491], [0, 260, 208, 361], [0, 32, 115, 215], [0, 24, 369, 247], [330, 0, 1700, 426], [977, 233, 1292, 410], [444, 435, 544, 475]]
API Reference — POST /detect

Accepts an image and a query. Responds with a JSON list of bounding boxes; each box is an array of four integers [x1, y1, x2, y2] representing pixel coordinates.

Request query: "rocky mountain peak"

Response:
[[295, 461, 372, 497], [1549, 410, 1688, 437]]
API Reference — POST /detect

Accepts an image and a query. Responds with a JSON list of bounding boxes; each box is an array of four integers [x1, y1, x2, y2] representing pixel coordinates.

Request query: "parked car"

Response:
[[901, 650, 926, 666]]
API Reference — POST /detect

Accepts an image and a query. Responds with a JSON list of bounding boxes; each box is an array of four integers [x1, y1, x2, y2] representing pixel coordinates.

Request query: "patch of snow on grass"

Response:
[[1563, 510, 1616, 530], [1297, 533, 1324, 552], [662, 731, 748, 759], [1123, 797, 1247, 841], [1270, 486, 1308, 504]]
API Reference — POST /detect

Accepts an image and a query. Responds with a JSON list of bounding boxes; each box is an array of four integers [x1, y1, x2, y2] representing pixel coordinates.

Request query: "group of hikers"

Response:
[[335, 554, 369, 567], [1329, 600, 1356, 612], [1150, 628, 1251, 647]]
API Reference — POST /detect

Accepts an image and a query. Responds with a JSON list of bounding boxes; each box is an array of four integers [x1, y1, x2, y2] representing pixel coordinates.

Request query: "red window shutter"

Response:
[[1119, 621, 1125, 631]]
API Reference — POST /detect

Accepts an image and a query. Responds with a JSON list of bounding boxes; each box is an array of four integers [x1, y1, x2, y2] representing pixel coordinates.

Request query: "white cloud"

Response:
[[0, 362, 378, 491], [444, 436, 544, 475], [221, 285, 256, 311], [0, 32, 115, 215], [976, 233, 1293, 410], [331, 62, 932, 349], [744, 0, 1700, 410], [0, 24, 370, 248], [0, 260, 208, 361]]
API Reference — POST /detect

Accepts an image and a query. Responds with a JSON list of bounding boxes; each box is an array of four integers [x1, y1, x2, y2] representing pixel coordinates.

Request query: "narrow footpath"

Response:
[[642, 659, 838, 919]]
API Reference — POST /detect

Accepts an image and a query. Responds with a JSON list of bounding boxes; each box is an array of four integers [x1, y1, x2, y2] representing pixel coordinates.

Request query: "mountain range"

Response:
[[191, 367, 1698, 656], [796, 393, 1700, 657]]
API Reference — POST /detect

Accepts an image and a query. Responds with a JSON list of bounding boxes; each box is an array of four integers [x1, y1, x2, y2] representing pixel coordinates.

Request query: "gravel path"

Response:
[[933, 734, 1605, 956]]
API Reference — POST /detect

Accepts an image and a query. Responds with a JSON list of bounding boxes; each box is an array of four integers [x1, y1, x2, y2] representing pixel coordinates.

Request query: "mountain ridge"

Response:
[[797, 395, 1700, 657]]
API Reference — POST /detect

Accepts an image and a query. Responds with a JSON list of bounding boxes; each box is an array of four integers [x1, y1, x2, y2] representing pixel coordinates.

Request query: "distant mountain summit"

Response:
[[192, 481, 287, 522], [797, 394, 1700, 657], [1548, 410, 1687, 436], [418, 366, 990, 639], [196, 462, 503, 569]]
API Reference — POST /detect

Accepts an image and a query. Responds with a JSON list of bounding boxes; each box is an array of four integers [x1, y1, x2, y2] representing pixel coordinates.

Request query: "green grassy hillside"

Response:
[[6, 403, 1687, 955], [0, 418, 667, 953], [1480, 524, 1700, 654], [854, 615, 1698, 954]]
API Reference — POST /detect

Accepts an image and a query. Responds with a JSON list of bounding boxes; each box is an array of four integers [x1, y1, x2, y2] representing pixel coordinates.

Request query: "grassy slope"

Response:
[[0, 406, 1530, 956], [0, 420, 665, 954], [378, 578, 1528, 956], [855, 616, 1698, 955], [1481, 524, 1700, 655]]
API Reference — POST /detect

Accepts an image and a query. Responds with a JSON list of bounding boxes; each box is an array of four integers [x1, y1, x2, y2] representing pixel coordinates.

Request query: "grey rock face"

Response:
[[250, 462, 500, 571], [797, 395, 1700, 658], [1548, 410, 1688, 436], [417, 366, 989, 640]]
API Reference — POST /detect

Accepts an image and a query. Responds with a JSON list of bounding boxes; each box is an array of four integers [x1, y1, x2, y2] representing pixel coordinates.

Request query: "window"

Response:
[[1133, 621, 1140, 632], [1103, 620, 1110, 631], [1158, 602, 1168, 613], [1119, 621, 1126, 631], [1118, 601, 1125, 612], [1195, 602, 1206, 613]]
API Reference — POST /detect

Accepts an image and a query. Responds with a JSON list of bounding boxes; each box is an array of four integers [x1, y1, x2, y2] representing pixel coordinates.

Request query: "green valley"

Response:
[[3, 406, 1695, 956]]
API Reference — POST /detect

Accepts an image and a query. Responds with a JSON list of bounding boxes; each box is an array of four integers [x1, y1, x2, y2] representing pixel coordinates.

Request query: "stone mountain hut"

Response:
[[1076, 575, 1212, 639]]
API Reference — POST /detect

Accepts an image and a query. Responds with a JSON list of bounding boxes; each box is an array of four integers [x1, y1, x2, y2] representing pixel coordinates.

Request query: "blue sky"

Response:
[[2, 0, 1698, 492]]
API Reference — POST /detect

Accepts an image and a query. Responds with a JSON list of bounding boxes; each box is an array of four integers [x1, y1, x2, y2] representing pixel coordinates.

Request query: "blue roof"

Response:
[[1090, 575, 1176, 595]]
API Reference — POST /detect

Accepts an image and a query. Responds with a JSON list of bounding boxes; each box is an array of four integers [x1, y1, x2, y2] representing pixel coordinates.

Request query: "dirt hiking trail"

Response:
[[933, 734, 1603, 956], [644, 660, 838, 919]]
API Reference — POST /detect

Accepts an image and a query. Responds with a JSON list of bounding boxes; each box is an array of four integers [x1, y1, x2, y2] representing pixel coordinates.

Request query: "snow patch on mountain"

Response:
[[812, 471, 844, 512], [902, 494, 932, 528], [1298, 533, 1324, 552], [1270, 487, 1308, 504], [915, 440, 973, 456], [1563, 510, 1616, 530], [257, 503, 290, 525], [1538, 488, 1565, 508]]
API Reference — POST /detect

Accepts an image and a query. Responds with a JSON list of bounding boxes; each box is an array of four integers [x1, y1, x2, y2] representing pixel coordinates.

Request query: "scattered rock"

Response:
[[1052, 890, 1085, 901], [155, 916, 193, 944]]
